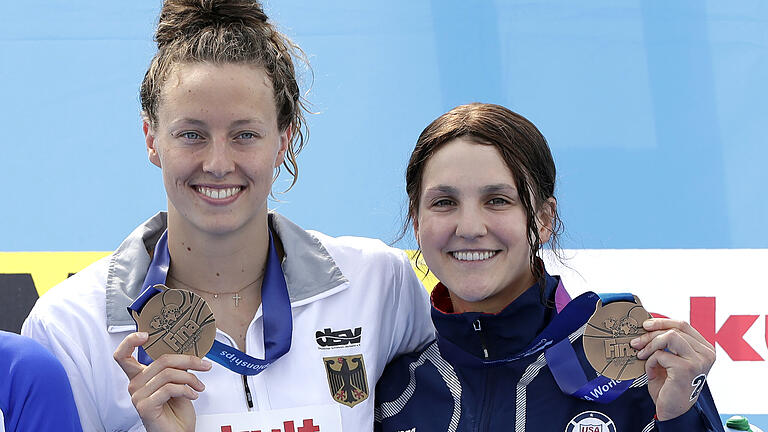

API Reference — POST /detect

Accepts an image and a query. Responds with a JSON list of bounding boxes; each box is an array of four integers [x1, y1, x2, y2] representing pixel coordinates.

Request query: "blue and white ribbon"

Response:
[[128, 230, 292, 375]]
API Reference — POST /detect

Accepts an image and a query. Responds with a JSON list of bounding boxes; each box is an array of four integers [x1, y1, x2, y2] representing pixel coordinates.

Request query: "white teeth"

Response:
[[451, 251, 497, 261], [196, 186, 241, 199]]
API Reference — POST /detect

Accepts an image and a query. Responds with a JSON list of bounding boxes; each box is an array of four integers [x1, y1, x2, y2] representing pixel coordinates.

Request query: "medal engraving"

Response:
[[583, 295, 651, 381], [132, 286, 216, 360]]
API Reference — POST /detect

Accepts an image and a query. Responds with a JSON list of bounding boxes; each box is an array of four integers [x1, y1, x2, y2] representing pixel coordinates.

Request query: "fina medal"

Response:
[[582, 295, 652, 381], [131, 286, 217, 360]]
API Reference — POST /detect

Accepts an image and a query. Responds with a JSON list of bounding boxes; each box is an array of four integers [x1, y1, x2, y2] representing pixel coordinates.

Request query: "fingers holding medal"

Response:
[[113, 287, 217, 432], [114, 331, 212, 432], [582, 295, 716, 421], [629, 318, 715, 421], [632, 318, 715, 360]]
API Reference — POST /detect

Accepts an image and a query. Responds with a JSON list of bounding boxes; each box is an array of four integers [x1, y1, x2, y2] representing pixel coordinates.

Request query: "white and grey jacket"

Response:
[[23, 212, 435, 432]]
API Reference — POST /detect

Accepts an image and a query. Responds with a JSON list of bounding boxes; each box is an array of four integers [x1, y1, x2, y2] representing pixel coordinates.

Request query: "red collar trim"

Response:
[[430, 281, 541, 316], [430, 283, 457, 314]]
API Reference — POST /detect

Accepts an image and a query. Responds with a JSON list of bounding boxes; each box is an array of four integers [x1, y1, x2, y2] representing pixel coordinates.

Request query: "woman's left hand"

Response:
[[630, 318, 716, 421]]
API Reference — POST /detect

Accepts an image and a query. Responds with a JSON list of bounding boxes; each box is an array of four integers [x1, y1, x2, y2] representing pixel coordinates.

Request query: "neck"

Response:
[[165, 208, 270, 294], [449, 271, 538, 314]]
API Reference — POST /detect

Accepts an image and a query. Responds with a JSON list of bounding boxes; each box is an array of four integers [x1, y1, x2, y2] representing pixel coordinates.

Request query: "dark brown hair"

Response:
[[140, 0, 308, 189], [404, 103, 563, 295]]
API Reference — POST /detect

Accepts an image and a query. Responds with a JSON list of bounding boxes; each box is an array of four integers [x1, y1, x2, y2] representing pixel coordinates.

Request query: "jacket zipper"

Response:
[[473, 319, 490, 359], [480, 368, 496, 431], [473, 319, 493, 432], [242, 375, 254, 409]]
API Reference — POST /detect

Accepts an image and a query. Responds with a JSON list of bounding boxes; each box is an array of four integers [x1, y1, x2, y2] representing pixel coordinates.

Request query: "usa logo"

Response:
[[323, 354, 369, 407], [565, 411, 616, 432]]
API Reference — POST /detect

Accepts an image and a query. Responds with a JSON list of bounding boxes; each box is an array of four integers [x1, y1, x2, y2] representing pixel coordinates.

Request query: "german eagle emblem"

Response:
[[323, 354, 368, 407]]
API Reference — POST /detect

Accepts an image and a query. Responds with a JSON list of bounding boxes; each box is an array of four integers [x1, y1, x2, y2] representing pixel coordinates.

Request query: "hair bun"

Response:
[[156, 0, 268, 48]]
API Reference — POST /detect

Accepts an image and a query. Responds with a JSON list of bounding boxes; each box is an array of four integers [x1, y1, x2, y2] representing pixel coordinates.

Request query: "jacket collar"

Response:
[[105, 212, 348, 327], [430, 272, 560, 361]]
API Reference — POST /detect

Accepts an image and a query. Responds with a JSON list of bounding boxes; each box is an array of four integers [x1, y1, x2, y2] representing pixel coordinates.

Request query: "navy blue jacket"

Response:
[[375, 274, 723, 432]]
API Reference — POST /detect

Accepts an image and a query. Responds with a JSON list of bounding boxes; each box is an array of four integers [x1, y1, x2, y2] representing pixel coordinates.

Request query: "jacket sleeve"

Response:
[[21, 312, 103, 432], [655, 384, 724, 432], [2, 333, 83, 432], [387, 250, 436, 360]]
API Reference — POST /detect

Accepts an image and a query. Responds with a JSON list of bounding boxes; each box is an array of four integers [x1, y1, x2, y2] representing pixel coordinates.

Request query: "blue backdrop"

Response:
[[2, 1, 766, 250], [2, 1, 768, 428]]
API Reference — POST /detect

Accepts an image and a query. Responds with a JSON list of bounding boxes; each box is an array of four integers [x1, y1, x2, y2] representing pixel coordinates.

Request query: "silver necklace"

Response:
[[167, 270, 264, 307]]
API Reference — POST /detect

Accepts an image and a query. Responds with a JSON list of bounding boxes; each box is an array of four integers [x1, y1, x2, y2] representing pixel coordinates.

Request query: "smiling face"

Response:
[[144, 62, 288, 238], [415, 138, 551, 313]]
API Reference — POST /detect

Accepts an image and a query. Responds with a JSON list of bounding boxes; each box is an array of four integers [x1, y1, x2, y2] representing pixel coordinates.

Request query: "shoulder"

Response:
[[376, 342, 458, 428], [272, 211, 412, 276], [310, 231, 407, 263], [22, 255, 112, 345], [0, 331, 71, 389], [25, 256, 110, 325], [0, 332, 82, 431], [0, 331, 50, 366], [376, 341, 444, 402], [310, 231, 416, 283]]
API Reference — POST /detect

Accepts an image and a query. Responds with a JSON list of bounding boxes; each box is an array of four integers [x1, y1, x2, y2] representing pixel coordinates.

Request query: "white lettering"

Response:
[[589, 379, 619, 399]]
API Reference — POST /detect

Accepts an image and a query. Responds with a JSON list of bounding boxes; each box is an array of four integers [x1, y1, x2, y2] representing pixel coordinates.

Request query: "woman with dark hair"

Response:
[[375, 103, 723, 431], [21, 1, 433, 431]]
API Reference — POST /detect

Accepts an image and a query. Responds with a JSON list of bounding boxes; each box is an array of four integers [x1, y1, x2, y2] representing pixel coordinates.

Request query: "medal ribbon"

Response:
[[128, 230, 293, 375], [436, 287, 641, 403], [435, 280, 595, 367], [545, 293, 637, 404]]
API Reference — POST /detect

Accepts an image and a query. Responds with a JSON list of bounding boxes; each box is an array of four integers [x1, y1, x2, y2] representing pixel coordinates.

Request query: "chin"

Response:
[[191, 216, 249, 236], [450, 286, 498, 304]]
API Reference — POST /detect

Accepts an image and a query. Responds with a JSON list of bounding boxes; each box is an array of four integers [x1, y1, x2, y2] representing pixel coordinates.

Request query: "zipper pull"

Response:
[[242, 375, 254, 409], [473, 319, 490, 359]]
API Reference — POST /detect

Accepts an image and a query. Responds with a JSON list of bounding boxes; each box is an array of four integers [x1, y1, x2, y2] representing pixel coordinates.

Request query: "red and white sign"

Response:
[[545, 249, 768, 414], [195, 404, 341, 432]]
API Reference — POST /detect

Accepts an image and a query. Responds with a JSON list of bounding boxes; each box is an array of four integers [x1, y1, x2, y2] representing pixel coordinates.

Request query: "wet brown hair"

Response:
[[404, 103, 563, 296], [140, 0, 308, 189]]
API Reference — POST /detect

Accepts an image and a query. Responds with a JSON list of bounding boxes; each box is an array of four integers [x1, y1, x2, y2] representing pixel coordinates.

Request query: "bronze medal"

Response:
[[582, 295, 651, 381], [131, 286, 216, 360]]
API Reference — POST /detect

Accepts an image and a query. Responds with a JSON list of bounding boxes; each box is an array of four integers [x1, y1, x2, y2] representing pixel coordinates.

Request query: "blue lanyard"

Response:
[[545, 293, 637, 404], [436, 287, 639, 403], [435, 282, 599, 367], [128, 230, 293, 375]]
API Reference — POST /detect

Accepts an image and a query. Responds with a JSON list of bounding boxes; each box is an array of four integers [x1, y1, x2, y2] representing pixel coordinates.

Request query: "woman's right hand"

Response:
[[113, 332, 212, 432]]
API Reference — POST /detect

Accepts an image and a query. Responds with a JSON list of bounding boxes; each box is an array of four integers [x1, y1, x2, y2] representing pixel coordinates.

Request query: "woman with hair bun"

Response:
[[22, 1, 433, 431], [375, 103, 724, 431]]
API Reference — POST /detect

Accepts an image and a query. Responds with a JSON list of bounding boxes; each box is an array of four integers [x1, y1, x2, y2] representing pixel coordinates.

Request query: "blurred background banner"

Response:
[[1, 0, 766, 428]]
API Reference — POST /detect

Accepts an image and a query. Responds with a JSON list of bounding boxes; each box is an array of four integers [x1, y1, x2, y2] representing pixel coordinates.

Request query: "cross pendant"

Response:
[[232, 293, 242, 307]]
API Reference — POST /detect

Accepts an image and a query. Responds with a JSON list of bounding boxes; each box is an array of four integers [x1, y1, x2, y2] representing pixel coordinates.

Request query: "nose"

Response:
[[202, 138, 235, 178], [455, 206, 487, 239]]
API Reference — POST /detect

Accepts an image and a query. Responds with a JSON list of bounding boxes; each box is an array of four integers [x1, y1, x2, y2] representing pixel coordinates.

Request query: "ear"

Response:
[[144, 120, 162, 168], [412, 216, 421, 248], [536, 197, 557, 244], [274, 127, 291, 168]]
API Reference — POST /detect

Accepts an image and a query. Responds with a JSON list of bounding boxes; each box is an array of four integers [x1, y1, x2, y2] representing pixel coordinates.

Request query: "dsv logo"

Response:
[[315, 327, 362, 348]]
